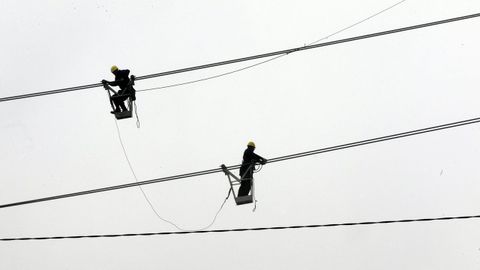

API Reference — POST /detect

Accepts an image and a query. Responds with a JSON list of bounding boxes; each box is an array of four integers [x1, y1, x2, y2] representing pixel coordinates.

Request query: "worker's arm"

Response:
[[104, 70, 130, 86], [101, 80, 118, 94], [253, 153, 268, 165], [105, 78, 124, 87]]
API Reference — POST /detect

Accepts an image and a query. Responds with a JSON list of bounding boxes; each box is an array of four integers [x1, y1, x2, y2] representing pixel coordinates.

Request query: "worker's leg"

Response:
[[118, 100, 128, 112], [112, 95, 128, 112], [110, 95, 121, 113], [238, 179, 252, 196]]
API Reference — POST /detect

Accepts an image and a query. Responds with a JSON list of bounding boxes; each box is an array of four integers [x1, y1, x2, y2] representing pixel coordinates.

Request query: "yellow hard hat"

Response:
[[111, 65, 119, 73], [247, 141, 256, 148]]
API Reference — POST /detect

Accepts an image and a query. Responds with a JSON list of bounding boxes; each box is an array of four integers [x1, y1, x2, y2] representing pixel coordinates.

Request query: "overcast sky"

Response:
[[2, 0, 480, 269]]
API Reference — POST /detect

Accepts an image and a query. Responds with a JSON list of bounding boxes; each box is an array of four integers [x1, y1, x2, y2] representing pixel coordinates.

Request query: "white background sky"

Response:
[[2, 0, 480, 269]]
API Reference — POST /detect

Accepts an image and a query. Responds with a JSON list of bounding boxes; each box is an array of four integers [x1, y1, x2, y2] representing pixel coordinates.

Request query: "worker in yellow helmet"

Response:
[[238, 141, 267, 196], [102, 66, 136, 114]]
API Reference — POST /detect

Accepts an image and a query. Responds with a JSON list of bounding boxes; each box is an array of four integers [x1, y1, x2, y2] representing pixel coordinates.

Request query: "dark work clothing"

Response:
[[238, 146, 267, 196], [238, 179, 253, 197], [111, 94, 128, 112], [107, 69, 136, 111], [108, 69, 131, 93], [239, 147, 267, 178]]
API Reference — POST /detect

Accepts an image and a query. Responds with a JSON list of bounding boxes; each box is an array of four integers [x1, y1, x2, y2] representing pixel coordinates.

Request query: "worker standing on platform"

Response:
[[238, 141, 267, 197]]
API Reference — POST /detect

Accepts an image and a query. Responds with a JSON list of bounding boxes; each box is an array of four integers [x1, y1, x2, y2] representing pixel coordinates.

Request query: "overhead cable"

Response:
[[136, 13, 480, 80], [137, 0, 407, 93], [114, 119, 231, 231], [113, 119, 184, 230], [124, 0, 409, 226], [1, 116, 480, 209], [2, 213, 479, 241], [1, 12, 479, 103]]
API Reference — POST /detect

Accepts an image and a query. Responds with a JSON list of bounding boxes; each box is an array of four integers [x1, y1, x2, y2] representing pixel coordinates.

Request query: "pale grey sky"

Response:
[[2, 0, 480, 269]]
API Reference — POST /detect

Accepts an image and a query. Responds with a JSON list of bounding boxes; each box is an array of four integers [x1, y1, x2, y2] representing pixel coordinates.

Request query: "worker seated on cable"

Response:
[[102, 65, 136, 114], [238, 141, 267, 197]]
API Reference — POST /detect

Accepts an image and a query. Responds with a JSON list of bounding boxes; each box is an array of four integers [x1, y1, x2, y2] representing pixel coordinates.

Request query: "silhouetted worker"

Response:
[[102, 65, 136, 114], [238, 141, 267, 197]]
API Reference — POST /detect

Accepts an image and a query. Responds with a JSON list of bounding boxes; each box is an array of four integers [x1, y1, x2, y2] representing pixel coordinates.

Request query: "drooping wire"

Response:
[[1, 115, 480, 209], [1, 11, 479, 103], [2, 213, 480, 241], [113, 119, 186, 230], [134, 11, 479, 82], [307, 0, 408, 46], [136, 56, 281, 93], [113, 119, 232, 231], [115, 1, 408, 217], [196, 188, 232, 231], [137, 0, 408, 93]]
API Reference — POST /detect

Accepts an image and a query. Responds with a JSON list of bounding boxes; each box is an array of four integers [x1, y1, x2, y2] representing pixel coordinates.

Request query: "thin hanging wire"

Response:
[[113, 119, 185, 230], [5, 6, 480, 103], [113, 119, 231, 231], [138, 0, 408, 93]]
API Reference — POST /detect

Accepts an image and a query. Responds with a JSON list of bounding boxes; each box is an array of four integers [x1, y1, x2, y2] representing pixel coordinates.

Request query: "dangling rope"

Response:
[[133, 101, 141, 128], [252, 178, 258, 212], [113, 120, 231, 231], [195, 188, 232, 231], [113, 119, 185, 230], [252, 163, 265, 211]]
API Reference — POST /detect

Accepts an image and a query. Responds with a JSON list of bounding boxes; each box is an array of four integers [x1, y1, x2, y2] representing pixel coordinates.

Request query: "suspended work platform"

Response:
[[221, 164, 254, 205], [102, 75, 136, 120], [113, 98, 133, 119]]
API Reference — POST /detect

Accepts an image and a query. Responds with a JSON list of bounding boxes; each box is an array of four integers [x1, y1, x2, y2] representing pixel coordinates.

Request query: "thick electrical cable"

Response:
[[137, 0, 407, 93], [267, 117, 480, 164], [2, 213, 479, 241], [135, 12, 480, 81], [1, 11, 479, 103], [1, 116, 480, 209]]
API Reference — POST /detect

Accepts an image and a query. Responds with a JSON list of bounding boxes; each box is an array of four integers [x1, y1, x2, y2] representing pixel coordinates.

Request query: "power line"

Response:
[[137, 0, 407, 93], [2, 213, 479, 241], [1, 12, 479, 103], [113, 119, 185, 230], [136, 13, 480, 80], [114, 119, 231, 231], [304, 0, 407, 46], [66, 2, 410, 231], [267, 117, 480, 163], [1, 116, 480, 210]]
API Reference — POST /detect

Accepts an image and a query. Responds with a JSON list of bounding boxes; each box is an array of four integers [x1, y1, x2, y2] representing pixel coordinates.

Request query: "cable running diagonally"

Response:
[[7, 2, 408, 230], [114, 120, 232, 231], [113, 119, 187, 230], [2, 213, 479, 241], [1, 116, 480, 209], [137, 0, 407, 93], [135, 13, 480, 80], [1, 12, 479, 103]]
